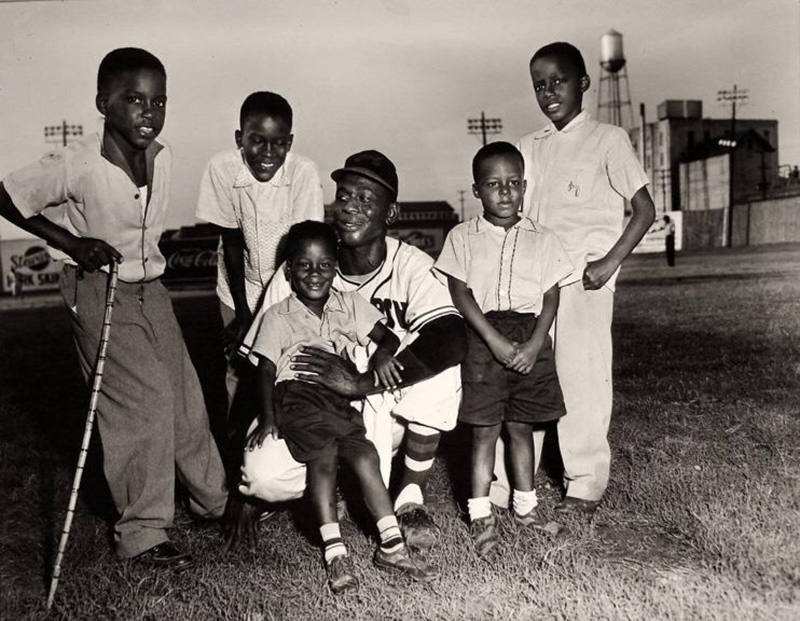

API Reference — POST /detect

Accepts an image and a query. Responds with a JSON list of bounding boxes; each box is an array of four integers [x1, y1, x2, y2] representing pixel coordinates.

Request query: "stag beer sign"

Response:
[[0, 239, 62, 293]]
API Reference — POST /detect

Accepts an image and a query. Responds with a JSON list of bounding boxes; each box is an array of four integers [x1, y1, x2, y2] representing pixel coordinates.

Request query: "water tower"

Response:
[[596, 29, 633, 128]]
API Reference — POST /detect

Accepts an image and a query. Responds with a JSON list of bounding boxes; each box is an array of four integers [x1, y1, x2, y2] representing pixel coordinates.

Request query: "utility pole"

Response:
[[717, 85, 748, 247], [457, 190, 467, 222], [656, 168, 671, 213], [467, 112, 502, 146], [44, 121, 83, 147]]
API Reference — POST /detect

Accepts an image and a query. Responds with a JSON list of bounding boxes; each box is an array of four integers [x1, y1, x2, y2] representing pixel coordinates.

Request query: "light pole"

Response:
[[457, 190, 467, 222], [655, 168, 671, 213], [717, 85, 748, 247], [467, 112, 502, 146], [44, 121, 83, 147]]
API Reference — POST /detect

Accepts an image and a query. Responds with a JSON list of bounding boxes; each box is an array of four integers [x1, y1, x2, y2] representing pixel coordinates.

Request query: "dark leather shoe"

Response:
[[137, 542, 195, 573], [554, 497, 600, 515]]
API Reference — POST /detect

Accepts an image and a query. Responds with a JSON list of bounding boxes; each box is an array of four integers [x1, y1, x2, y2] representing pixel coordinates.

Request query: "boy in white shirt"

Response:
[[195, 91, 323, 462], [435, 142, 572, 556]]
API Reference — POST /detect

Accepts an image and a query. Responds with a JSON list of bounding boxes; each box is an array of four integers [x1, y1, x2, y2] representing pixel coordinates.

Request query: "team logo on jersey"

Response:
[[371, 298, 409, 330]]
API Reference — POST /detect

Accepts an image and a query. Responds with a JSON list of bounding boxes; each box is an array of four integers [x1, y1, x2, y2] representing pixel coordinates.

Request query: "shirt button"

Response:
[[134, 193, 140, 199]]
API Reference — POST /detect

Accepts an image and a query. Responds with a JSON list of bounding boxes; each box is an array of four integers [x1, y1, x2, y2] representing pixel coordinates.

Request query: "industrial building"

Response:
[[628, 100, 800, 249], [629, 99, 779, 214]]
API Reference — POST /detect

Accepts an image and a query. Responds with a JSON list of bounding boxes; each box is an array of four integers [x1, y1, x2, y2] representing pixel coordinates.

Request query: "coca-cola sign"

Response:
[[166, 247, 218, 270], [159, 237, 218, 284]]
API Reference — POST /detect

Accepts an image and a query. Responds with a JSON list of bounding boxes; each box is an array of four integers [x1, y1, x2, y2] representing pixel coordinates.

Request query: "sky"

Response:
[[1, 0, 799, 240]]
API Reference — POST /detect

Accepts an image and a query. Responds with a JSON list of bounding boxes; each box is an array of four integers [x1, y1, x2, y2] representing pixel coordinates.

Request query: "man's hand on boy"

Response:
[[246, 419, 278, 450], [291, 346, 371, 397], [68, 237, 122, 272], [370, 349, 405, 391], [507, 339, 542, 375], [487, 334, 518, 366], [583, 257, 617, 290]]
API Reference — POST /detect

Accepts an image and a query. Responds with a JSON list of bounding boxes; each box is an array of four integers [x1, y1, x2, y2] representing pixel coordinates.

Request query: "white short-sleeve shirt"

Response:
[[195, 149, 324, 311], [434, 215, 573, 315], [517, 110, 650, 290], [3, 126, 171, 283], [250, 289, 384, 383]]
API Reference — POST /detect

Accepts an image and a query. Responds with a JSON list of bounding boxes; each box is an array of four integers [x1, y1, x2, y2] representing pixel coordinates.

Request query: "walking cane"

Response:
[[46, 262, 119, 611]]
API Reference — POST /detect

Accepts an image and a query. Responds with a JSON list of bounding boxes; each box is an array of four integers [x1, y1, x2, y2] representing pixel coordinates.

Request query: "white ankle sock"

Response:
[[513, 489, 538, 516], [467, 496, 492, 522]]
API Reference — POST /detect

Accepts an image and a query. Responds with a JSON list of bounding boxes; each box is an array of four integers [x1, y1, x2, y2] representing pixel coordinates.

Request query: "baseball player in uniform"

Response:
[[227, 150, 466, 551]]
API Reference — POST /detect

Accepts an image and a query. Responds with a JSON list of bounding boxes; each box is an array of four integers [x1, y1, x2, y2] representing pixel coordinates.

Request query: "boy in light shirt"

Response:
[[506, 41, 655, 514]]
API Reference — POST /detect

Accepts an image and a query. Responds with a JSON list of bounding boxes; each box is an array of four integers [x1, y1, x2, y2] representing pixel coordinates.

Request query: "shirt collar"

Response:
[[278, 288, 346, 315], [233, 152, 291, 188], [98, 118, 164, 186], [470, 214, 538, 234], [542, 109, 590, 136]]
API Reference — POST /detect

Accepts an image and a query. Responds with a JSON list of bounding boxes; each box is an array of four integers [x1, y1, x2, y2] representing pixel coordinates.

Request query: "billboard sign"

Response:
[[0, 239, 62, 294], [632, 210, 683, 254]]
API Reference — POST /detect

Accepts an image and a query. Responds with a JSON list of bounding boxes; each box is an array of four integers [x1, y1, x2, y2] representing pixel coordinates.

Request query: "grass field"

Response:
[[1, 244, 799, 620]]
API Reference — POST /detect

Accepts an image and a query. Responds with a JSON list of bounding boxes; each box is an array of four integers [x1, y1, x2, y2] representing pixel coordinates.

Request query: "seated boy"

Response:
[[246, 220, 436, 593], [434, 142, 572, 556], [0, 48, 228, 569], [195, 91, 323, 426]]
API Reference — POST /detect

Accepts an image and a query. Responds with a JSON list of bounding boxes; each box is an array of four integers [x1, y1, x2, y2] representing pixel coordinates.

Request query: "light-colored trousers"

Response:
[[61, 267, 228, 557], [491, 281, 614, 504]]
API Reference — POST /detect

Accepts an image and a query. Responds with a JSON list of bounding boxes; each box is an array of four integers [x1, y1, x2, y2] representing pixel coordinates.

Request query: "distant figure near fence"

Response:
[[664, 215, 676, 266]]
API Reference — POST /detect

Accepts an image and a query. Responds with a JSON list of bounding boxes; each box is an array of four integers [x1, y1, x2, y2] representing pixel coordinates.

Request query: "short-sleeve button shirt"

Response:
[[250, 289, 385, 383], [517, 110, 650, 290], [3, 127, 170, 283], [434, 215, 573, 315], [195, 149, 324, 311]]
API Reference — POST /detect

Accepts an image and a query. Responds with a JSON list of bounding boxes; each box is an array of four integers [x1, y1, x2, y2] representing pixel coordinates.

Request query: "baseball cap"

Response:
[[331, 150, 398, 200]]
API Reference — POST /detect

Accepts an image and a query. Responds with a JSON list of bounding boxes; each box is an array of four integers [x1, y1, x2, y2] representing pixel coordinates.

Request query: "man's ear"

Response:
[[580, 75, 591, 93], [286, 134, 294, 151], [95, 93, 107, 116], [385, 202, 399, 226], [235, 129, 242, 149], [283, 260, 291, 281], [472, 183, 480, 199]]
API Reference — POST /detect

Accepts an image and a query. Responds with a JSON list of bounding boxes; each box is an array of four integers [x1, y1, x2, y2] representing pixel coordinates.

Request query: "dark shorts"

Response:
[[275, 380, 375, 463], [460, 311, 565, 426]]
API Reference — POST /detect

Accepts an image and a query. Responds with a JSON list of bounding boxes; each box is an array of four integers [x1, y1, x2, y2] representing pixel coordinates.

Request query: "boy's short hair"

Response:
[[240, 92, 293, 128], [472, 141, 524, 182], [284, 220, 337, 261], [530, 41, 587, 77], [97, 48, 165, 93]]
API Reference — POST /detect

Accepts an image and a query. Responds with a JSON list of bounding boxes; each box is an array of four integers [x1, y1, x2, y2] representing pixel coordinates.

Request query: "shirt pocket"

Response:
[[551, 158, 599, 205]]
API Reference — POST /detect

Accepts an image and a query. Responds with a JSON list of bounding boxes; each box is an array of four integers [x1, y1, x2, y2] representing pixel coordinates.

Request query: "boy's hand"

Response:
[[246, 419, 278, 451], [370, 349, 404, 391], [223, 313, 252, 358], [583, 257, 617, 290], [68, 237, 123, 272], [487, 333, 518, 366], [507, 339, 542, 375]]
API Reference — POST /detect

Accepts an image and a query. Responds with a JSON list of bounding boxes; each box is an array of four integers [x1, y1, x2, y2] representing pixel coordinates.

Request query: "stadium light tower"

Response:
[[717, 84, 748, 247], [44, 121, 83, 147], [467, 112, 502, 146]]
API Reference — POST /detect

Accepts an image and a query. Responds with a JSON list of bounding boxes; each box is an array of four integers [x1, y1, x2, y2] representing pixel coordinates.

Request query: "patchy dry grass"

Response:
[[1, 244, 799, 619]]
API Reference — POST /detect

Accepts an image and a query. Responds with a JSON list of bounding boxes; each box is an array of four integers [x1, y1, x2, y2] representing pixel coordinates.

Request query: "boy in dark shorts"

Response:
[[434, 142, 572, 557], [0, 48, 227, 569], [246, 220, 436, 593]]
